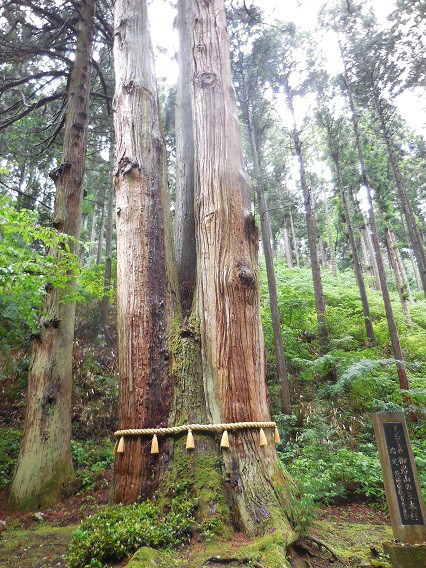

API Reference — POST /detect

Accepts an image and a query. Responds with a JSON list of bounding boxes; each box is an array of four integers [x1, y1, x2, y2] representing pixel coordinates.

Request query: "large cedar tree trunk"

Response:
[[112, 0, 178, 503], [112, 0, 298, 545], [188, 0, 296, 535], [8, 0, 96, 511]]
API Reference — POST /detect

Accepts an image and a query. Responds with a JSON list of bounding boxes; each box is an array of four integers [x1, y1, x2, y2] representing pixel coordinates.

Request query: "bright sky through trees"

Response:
[[148, 0, 425, 136]]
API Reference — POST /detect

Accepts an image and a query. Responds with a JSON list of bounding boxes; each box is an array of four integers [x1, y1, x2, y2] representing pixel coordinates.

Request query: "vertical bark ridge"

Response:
[[112, 0, 178, 503]]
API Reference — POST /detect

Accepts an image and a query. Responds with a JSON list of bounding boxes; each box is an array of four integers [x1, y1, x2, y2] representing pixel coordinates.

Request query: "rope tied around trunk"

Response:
[[113, 421, 281, 454]]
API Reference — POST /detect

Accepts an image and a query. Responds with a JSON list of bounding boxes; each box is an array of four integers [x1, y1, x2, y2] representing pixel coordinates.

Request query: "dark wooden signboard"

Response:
[[383, 421, 423, 525], [372, 411, 426, 543]]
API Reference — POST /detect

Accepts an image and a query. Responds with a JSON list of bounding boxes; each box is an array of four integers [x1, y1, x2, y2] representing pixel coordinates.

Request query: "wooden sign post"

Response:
[[372, 411, 426, 567]]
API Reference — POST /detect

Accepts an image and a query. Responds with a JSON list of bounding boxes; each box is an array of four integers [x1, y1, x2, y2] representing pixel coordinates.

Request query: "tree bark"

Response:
[[374, 95, 426, 297], [342, 61, 414, 415], [363, 215, 382, 292], [287, 91, 326, 324], [189, 0, 296, 535], [395, 246, 413, 304], [88, 205, 97, 262], [283, 224, 293, 269], [175, 0, 196, 311], [112, 0, 179, 503], [96, 201, 106, 265], [100, 140, 115, 330], [360, 229, 375, 288], [245, 106, 291, 415], [289, 207, 301, 268], [324, 196, 337, 277], [334, 160, 376, 345], [8, 0, 96, 511], [384, 226, 412, 328]]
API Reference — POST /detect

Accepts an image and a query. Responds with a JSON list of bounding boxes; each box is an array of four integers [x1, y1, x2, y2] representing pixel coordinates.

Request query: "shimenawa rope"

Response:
[[114, 421, 281, 454]]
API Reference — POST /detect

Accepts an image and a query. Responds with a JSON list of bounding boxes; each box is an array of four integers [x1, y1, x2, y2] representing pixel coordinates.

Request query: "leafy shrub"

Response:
[[71, 439, 114, 491], [66, 497, 197, 568], [0, 428, 22, 489]]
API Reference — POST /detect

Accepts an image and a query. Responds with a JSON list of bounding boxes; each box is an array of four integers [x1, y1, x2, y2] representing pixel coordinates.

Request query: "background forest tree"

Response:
[[0, 0, 425, 566]]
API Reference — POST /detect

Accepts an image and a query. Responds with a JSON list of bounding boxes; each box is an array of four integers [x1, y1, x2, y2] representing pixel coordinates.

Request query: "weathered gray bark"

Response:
[[112, 0, 179, 503], [360, 229, 375, 288], [289, 208, 301, 268], [287, 90, 326, 323], [283, 224, 293, 269], [88, 205, 97, 261], [324, 196, 337, 277], [175, 0, 196, 311], [374, 94, 426, 297], [100, 141, 115, 330], [8, 0, 96, 510], [384, 226, 412, 328], [96, 201, 106, 265], [363, 215, 382, 292], [334, 160, 376, 345], [395, 247, 413, 304]]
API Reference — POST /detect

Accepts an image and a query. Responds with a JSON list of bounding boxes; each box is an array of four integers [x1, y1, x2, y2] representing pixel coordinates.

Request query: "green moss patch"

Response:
[[0, 525, 74, 568]]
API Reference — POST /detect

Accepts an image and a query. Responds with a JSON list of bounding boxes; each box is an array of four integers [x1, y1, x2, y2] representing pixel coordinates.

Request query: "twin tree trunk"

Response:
[[8, 0, 96, 510], [113, 0, 297, 540]]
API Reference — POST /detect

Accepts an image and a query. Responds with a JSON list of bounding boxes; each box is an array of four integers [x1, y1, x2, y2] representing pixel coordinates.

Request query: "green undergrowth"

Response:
[[66, 497, 197, 568], [261, 264, 426, 520], [0, 428, 114, 494]]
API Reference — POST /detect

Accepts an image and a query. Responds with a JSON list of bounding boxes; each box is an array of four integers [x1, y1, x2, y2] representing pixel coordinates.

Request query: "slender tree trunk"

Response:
[[283, 224, 293, 269], [289, 207, 300, 267], [175, 0, 196, 311], [189, 0, 296, 536], [324, 196, 337, 276], [395, 246, 413, 303], [384, 226, 412, 328], [342, 61, 414, 414], [89, 206, 97, 261], [334, 160, 376, 345], [375, 95, 426, 297], [246, 109, 291, 415], [401, 215, 422, 291], [287, 91, 326, 323], [8, 0, 96, 511], [79, 214, 88, 265], [96, 201, 106, 265], [100, 140, 115, 330], [112, 0, 179, 503], [360, 229, 375, 287], [363, 216, 382, 291]]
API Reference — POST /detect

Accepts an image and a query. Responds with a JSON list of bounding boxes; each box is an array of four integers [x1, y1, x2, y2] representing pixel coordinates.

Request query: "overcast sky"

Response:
[[147, 0, 426, 137]]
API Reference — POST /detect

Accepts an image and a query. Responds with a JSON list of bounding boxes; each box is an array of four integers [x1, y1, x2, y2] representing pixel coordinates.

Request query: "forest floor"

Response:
[[0, 490, 393, 568]]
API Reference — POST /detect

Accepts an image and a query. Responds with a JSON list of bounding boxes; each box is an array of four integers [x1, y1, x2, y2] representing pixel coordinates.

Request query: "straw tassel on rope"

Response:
[[220, 430, 229, 448], [151, 434, 159, 454], [274, 426, 281, 444], [116, 436, 125, 453], [186, 429, 194, 450], [259, 428, 268, 446]]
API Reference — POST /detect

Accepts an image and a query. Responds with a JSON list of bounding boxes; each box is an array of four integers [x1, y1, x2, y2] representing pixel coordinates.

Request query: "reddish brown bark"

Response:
[[112, 0, 178, 503]]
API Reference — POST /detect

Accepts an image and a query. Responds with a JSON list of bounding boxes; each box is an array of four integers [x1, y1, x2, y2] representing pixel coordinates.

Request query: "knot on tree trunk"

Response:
[[201, 72, 217, 87], [49, 162, 71, 182], [236, 261, 255, 288]]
